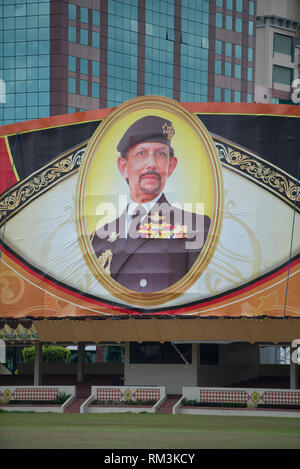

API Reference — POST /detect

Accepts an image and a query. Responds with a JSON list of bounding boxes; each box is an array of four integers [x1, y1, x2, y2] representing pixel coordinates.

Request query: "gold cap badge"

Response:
[[162, 122, 175, 141]]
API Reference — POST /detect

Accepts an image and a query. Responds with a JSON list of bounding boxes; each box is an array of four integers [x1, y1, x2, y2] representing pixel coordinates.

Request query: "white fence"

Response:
[[182, 386, 300, 406], [81, 385, 166, 414], [0, 386, 76, 413]]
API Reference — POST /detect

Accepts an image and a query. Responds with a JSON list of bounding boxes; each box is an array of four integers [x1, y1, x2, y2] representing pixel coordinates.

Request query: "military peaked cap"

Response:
[[117, 115, 175, 154]]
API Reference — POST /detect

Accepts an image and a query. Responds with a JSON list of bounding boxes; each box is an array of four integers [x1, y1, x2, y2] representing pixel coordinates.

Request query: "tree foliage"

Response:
[[22, 346, 70, 363]]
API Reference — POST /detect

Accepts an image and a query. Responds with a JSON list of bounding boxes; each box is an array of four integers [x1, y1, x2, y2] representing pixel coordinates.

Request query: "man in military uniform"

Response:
[[91, 115, 211, 293]]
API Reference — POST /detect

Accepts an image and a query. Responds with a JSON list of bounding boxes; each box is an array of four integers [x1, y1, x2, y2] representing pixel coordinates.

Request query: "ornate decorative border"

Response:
[[0, 142, 87, 228], [214, 137, 300, 212], [0, 129, 299, 230]]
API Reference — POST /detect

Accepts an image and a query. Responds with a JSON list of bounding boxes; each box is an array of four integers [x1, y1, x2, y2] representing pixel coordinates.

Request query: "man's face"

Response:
[[117, 141, 178, 203]]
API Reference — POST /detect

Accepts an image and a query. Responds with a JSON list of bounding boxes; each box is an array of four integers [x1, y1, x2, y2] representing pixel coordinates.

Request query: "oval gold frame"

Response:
[[76, 96, 224, 307]]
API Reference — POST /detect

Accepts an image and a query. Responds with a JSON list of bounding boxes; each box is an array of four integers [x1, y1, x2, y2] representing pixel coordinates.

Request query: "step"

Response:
[[156, 395, 182, 414], [64, 398, 87, 413]]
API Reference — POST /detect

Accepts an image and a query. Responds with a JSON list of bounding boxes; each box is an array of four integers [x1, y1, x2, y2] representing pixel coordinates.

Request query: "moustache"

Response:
[[139, 171, 161, 182]]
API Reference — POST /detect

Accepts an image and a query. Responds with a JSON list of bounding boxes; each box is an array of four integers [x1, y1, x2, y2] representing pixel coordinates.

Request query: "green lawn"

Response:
[[0, 412, 300, 449]]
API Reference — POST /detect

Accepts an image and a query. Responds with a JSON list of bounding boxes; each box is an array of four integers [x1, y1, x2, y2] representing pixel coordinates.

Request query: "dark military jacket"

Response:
[[91, 194, 211, 293]]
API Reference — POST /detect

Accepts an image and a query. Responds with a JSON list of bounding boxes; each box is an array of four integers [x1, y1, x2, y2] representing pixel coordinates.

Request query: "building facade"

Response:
[[0, 0, 256, 126], [255, 0, 300, 104]]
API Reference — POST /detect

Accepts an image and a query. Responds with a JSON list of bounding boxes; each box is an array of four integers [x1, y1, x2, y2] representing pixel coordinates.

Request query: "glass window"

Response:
[[92, 10, 100, 26], [68, 26, 76, 43], [80, 58, 88, 74], [216, 12, 223, 28], [16, 17, 26, 29], [27, 107, 38, 119], [274, 34, 293, 58], [27, 80, 38, 92], [38, 106, 50, 118], [236, 17, 242, 32], [247, 93, 253, 103], [226, 0, 233, 10], [4, 5, 14, 17], [16, 93, 26, 107], [225, 42, 232, 57], [39, 27, 50, 41], [39, 67, 50, 79], [39, 3, 50, 15], [225, 62, 232, 77], [226, 15, 232, 30], [68, 107, 76, 113], [216, 0, 223, 7], [39, 15, 50, 28], [39, 41, 50, 55], [234, 91, 241, 102], [215, 87, 221, 101], [28, 42, 38, 55], [68, 56, 76, 72], [92, 31, 100, 48], [15, 107, 27, 121], [215, 59, 222, 75], [235, 44, 242, 59], [92, 61, 100, 77], [16, 42, 26, 56], [80, 29, 88, 45], [39, 92, 50, 106], [200, 344, 219, 365], [273, 65, 293, 86], [80, 7, 88, 24], [249, 1, 254, 16], [248, 48, 253, 62], [16, 29, 26, 42], [236, 0, 243, 13], [80, 79, 88, 96], [27, 29, 38, 41], [4, 18, 14, 30], [234, 63, 241, 79], [215, 40, 222, 55], [248, 67, 253, 81], [68, 77, 76, 94], [68, 4, 76, 21], [249, 20, 253, 35], [27, 16, 38, 28], [4, 43, 14, 57], [130, 342, 192, 364], [92, 82, 99, 98]]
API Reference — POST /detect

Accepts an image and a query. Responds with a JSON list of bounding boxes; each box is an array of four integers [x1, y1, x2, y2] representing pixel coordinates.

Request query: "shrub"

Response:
[[22, 346, 70, 363], [53, 392, 71, 404]]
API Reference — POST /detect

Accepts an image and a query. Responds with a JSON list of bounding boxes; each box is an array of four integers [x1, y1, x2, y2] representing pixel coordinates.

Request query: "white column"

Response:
[[34, 342, 42, 386], [77, 342, 85, 382]]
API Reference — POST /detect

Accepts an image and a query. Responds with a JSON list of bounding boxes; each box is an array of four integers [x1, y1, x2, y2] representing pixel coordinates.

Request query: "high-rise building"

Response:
[[255, 0, 300, 104], [0, 0, 257, 126]]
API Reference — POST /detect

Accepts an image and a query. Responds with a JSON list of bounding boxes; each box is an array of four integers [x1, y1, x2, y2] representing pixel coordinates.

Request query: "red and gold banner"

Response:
[[0, 98, 299, 319]]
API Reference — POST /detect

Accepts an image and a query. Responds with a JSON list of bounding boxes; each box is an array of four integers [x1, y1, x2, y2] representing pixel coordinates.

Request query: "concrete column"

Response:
[[34, 342, 42, 386], [192, 344, 199, 388], [77, 342, 85, 382], [290, 362, 299, 389], [290, 344, 299, 389]]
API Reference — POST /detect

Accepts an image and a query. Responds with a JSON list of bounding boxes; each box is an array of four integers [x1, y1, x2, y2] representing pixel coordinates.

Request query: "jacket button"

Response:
[[140, 278, 147, 288]]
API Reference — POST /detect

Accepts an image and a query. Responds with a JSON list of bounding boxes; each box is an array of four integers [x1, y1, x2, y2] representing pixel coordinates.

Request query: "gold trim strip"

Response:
[[4, 136, 20, 182]]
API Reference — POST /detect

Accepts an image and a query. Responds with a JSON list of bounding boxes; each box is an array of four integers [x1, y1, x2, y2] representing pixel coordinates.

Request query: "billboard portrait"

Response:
[[76, 96, 223, 306], [0, 100, 299, 319]]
